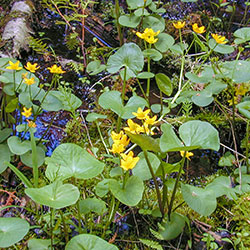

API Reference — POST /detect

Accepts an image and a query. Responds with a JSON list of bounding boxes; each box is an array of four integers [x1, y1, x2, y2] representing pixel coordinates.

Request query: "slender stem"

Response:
[[160, 160, 169, 212], [30, 131, 38, 188], [115, 0, 123, 46], [136, 78, 148, 105], [246, 120, 250, 174], [95, 121, 109, 154], [143, 150, 164, 217], [50, 208, 54, 250], [146, 44, 151, 98], [168, 156, 185, 220], [59, 210, 69, 243], [73, 178, 82, 234]]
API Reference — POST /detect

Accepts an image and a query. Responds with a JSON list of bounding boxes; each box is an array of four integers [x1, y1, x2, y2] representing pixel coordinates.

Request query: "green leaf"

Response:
[[5, 97, 19, 113], [7, 136, 31, 155], [220, 60, 250, 83], [139, 238, 163, 250], [20, 146, 45, 168], [28, 239, 51, 250], [86, 113, 107, 122], [109, 176, 144, 206], [205, 80, 227, 95], [41, 91, 64, 111], [118, 14, 141, 28], [25, 181, 80, 209], [142, 15, 165, 32], [206, 176, 239, 199], [155, 73, 173, 96], [154, 33, 175, 53], [234, 27, 250, 44], [181, 183, 217, 216], [137, 72, 155, 79], [159, 213, 186, 240], [0, 128, 12, 143], [134, 8, 149, 17], [86, 60, 106, 75], [45, 143, 104, 181], [107, 43, 144, 74], [127, 0, 152, 9], [65, 234, 119, 250], [160, 123, 183, 152], [133, 152, 160, 180], [191, 90, 214, 107], [185, 72, 209, 84], [0, 144, 11, 173], [79, 198, 107, 215], [179, 120, 220, 151], [208, 39, 234, 54], [95, 179, 111, 197], [218, 152, 235, 166], [126, 131, 160, 153], [0, 217, 29, 248], [236, 101, 250, 119], [143, 49, 162, 61]]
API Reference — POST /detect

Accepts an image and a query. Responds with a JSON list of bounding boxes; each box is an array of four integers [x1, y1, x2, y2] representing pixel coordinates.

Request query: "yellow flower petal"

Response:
[[192, 23, 206, 34]]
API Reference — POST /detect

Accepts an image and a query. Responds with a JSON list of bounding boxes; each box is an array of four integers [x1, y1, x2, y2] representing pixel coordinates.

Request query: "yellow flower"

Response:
[[228, 96, 238, 106], [132, 107, 151, 120], [25, 62, 40, 73], [180, 151, 194, 161], [144, 115, 157, 125], [211, 33, 227, 44], [24, 77, 35, 86], [120, 151, 140, 171], [22, 72, 28, 79], [111, 131, 124, 141], [143, 122, 155, 135], [47, 64, 66, 74], [27, 120, 36, 128], [110, 142, 126, 154], [192, 23, 206, 34], [136, 28, 160, 44], [173, 21, 186, 29], [120, 134, 130, 147], [6, 61, 22, 71], [124, 119, 144, 134], [21, 107, 32, 118], [235, 84, 249, 96]]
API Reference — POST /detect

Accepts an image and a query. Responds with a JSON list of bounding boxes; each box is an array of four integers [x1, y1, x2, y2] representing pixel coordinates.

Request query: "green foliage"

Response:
[[28, 36, 50, 55]]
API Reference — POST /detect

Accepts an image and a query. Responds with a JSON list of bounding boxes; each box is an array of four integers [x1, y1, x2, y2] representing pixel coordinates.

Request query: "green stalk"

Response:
[[160, 161, 169, 212], [30, 131, 38, 188], [73, 178, 82, 234], [95, 121, 109, 154], [115, 0, 123, 46], [116, 67, 127, 132], [59, 210, 69, 243], [246, 120, 250, 174], [146, 45, 151, 98], [143, 150, 164, 217], [50, 208, 54, 250], [167, 156, 185, 220]]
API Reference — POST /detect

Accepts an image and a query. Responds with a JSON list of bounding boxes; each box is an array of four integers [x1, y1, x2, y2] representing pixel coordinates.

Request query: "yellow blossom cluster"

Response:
[[228, 84, 249, 106], [136, 28, 160, 44]]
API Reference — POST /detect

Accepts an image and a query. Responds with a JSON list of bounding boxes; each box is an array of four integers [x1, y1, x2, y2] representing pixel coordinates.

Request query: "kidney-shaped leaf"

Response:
[[155, 33, 175, 53], [65, 234, 119, 250], [234, 27, 250, 44], [109, 176, 144, 206], [25, 181, 80, 209], [107, 43, 144, 74], [7, 136, 31, 155], [0, 217, 29, 248], [79, 198, 107, 215], [28, 239, 51, 250], [45, 143, 104, 181], [236, 101, 250, 119], [155, 73, 173, 96], [0, 144, 11, 174], [179, 120, 220, 151], [181, 183, 217, 216]]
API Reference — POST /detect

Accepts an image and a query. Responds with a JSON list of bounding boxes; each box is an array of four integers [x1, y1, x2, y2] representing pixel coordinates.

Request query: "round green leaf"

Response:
[[65, 234, 119, 250], [155, 73, 173, 96], [159, 213, 186, 240], [118, 14, 141, 28], [143, 49, 162, 61], [95, 179, 111, 197], [234, 27, 250, 44], [107, 43, 144, 74], [7, 136, 31, 155], [209, 39, 234, 54], [127, 0, 152, 9], [41, 91, 64, 111], [25, 181, 80, 209], [133, 151, 160, 180], [79, 198, 107, 215], [109, 176, 144, 206], [45, 143, 105, 181], [20, 146, 45, 168], [0, 144, 11, 173], [191, 90, 214, 107], [179, 120, 220, 151], [155, 33, 175, 53], [0, 128, 12, 143], [86, 112, 107, 122], [86, 60, 106, 75], [142, 15, 165, 32], [0, 217, 29, 248], [218, 152, 235, 167], [137, 72, 155, 79], [181, 183, 217, 216], [236, 101, 250, 119], [28, 239, 51, 250]]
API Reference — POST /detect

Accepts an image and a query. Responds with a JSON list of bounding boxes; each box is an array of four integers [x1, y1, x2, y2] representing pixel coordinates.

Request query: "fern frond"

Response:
[[28, 37, 49, 55], [139, 239, 163, 250], [65, 32, 79, 50], [67, 61, 83, 75]]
